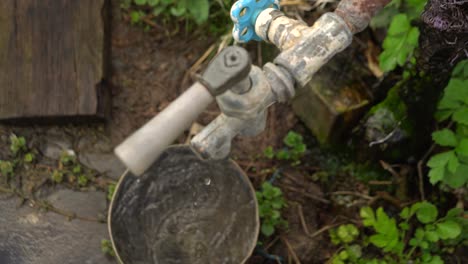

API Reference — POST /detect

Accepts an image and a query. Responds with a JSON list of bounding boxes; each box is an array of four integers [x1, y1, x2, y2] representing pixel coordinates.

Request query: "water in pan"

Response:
[[110, 146, 258, 264]]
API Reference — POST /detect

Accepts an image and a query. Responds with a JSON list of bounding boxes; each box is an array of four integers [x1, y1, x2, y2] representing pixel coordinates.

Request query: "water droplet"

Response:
[[204, 178, 211, 186], [136, 179, 141, 183]]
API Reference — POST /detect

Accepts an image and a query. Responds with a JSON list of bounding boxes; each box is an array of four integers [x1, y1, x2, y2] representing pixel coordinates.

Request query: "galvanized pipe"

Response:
[[254, 0, 392, 87], [335, 0, 392, 33], [255, 8, 309, 51]]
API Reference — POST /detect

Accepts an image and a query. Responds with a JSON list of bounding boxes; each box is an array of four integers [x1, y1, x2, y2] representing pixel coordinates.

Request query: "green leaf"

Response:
[[337, 224, 359, 244], [347, 244, 362, 259], [170, 6, 186, 17], [187, 0, 209, 25], [147, 0, 159, 6], [0, 160, 14, 176], [107, 183, 116, 200], [24, 153, 35, 163], [406, 0, 427, 19], [425, 230, 440, 242], [432, 129, 458, 147], [455, 139, 468, 156], [338, 250, 349, 260], [135, 0, 147, 5], [276, 149, 290, 160], [445, 208, 463, 218], [261, 223, 275, 237], [427, 151, 454, 168], [435, 109, 453, 122], [444, 164, 468, 188], [416, 202, 438, 224], [284, 131, 304, 148], [436, 220, 461, 239], [379, 14, 420, 72], [130, 11, 144, 24], [447, 155, 460, 174], [428, 255, 444, 264], [452, 60, 468, 79], [264, 146, 275, 159], [428, 166, 445, 185], [442, 79, 468, 107], [453, 107, 468, 125], [399, 222, 409, 230], [369, 234, 389, 248], [400, 207, 410, 219], [152, 5, 167, 16], [360, 207, 376, 227]]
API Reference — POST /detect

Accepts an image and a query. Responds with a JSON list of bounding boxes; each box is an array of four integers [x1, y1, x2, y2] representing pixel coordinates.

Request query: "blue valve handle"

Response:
[[231, 0, 280, 43]]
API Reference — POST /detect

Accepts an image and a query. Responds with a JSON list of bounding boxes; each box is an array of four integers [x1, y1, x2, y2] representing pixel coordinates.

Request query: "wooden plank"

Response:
[[0, 0, 109, 121]]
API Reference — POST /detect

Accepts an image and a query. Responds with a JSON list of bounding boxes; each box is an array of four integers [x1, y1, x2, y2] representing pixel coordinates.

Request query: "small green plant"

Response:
[[264, 131, 306, 165], [107, 183, 117, 201], [0, 135, 37, 179], [23, 153, 35, 163], [256, 182, 287, 237], [329, 202, 466, 264], [427, 60, 468, 188], [51, 170, 64, 184], [60, 151, 77, 166], [51, 151, 93, 187], [78, 175, 89, 187], [379, 13, 419, 72], [9, 134, 27, 155], [101, 239, 116, 257], [122, 0, 232, 34], [375, 0, 427, 72], [0, 160, 14, 177]]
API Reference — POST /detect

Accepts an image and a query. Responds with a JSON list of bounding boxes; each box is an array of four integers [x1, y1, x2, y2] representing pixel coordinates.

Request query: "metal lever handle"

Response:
[[115, 46, 252, 176], [115, 82, 213, 176]]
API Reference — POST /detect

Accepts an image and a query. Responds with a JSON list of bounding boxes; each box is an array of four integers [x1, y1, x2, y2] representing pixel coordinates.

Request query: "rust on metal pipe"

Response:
[[335, 0, 392, 33]]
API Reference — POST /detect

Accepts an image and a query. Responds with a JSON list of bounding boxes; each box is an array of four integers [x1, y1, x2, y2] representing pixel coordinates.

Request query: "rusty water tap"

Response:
[[115, 0, 392, 176], [115, 45, 293, 175]]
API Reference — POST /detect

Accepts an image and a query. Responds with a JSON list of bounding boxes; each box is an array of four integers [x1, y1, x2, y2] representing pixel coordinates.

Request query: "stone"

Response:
[[40, 136, 73, 160], [79, 153, 126, 180], [47, 189, 107, 219], [0, 194, 115, 264]]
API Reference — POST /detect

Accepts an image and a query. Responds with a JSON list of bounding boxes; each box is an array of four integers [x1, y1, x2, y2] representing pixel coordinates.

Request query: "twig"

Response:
[[416, 122, 454, 201], [368, 180, 394, 185], [34, 200, 103, 223], [282, 185, 331, 204], [370, 191, 403, 208], [416, 142, 438, 202], [417, 161, 426, 201], [379, 160, 401, 180], [308, 222, 344, 239], [281, 237, 302, 264], [281, 171, 299, 183], [330, 191, 373, 200], [264, 236, 280, 250], [297, 204, 311, 236]]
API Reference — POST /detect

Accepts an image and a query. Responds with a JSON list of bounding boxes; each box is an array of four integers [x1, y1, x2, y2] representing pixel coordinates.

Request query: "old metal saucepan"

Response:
[[108, 145, 259, 264]]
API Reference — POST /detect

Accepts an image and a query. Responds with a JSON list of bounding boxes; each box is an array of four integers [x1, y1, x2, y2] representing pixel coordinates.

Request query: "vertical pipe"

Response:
[[335, 0, 392, 33]]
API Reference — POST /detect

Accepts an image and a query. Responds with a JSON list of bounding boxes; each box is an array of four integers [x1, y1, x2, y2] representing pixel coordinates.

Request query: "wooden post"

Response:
[[0, 0, 109, 121]]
